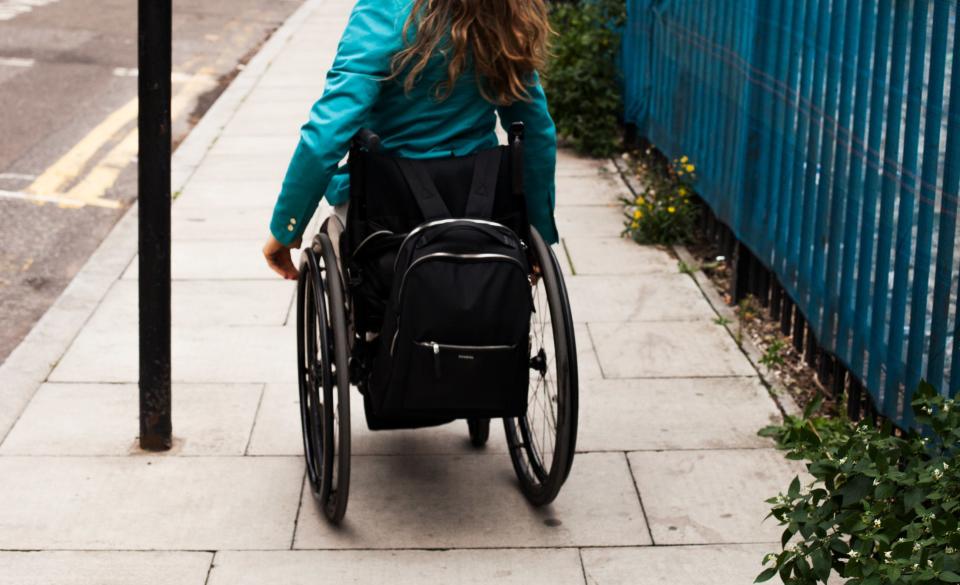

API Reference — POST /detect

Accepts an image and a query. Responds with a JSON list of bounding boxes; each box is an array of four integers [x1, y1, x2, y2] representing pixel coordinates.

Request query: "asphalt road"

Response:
[[0, 0, 304, 363]]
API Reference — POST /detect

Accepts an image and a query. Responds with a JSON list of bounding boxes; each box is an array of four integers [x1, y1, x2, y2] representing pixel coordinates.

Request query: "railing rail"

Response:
[[623, 0, 960, 427]]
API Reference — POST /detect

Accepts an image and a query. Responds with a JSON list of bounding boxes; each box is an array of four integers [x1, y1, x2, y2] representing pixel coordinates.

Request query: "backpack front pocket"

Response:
[[404, 340, 527, 414]]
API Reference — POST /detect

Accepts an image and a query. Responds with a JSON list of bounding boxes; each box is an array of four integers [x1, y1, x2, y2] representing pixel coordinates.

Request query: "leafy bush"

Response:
[[622, 155, 700, 244], [758, 382, 960, 585], [545, 0, 626, 157]]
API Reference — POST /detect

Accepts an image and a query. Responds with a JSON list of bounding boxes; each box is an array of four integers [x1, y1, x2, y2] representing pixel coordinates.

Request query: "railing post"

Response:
[[847, 377, 863, 421], [769, 279, 782, 320], [779, 295, 793, 336], [732, 241, 751, 304], [138, 0, 173, 451]]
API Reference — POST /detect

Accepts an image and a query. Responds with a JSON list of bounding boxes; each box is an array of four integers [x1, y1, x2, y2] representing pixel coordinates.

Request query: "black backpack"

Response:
[[366, 148, 532, 419]]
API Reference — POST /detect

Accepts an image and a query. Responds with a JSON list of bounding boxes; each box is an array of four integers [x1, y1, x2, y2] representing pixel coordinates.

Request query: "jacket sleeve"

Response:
[[496, 74, 559, 245], [270, 0, 404, 245]]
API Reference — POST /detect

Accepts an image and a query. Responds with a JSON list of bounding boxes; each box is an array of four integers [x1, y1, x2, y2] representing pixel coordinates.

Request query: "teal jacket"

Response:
[[270, 0, 559, 246]]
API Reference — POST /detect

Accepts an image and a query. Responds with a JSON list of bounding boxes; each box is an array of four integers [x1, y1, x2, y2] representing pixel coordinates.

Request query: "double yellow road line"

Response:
[[4, 67, 216, 210]]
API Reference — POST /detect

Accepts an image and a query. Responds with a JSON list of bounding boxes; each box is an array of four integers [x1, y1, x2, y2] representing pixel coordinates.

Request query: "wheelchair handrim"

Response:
[[504, 227, 577, 503]]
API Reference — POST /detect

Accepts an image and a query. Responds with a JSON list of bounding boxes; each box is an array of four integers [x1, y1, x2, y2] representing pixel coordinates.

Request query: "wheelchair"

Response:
[[295, 124, 578, 524]]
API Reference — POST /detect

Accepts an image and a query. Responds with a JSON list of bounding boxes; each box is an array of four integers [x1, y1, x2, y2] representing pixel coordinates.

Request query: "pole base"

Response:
[[139, 433, 173, 452]]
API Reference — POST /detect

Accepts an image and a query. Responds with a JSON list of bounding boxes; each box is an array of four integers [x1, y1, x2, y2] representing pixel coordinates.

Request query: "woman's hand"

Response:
[[263, 235, 302, 280]]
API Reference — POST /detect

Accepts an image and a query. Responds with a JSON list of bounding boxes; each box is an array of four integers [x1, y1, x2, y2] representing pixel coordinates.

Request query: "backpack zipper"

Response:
[[393, 218, 517, 272], [415, 340, 517, 378], [396, 252, 526, 309], [415, 340, 517, 351]]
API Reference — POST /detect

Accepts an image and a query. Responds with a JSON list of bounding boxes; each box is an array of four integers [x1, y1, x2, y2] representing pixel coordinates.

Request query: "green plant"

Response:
[[678, 260, 697, 274], [714, 315, 732, 327], [760, 337, 788, 369], [739, 295, 761, 322], [622, 156, 700, 244], [757, 383, 960, 585], [545, 0, 626, 157]]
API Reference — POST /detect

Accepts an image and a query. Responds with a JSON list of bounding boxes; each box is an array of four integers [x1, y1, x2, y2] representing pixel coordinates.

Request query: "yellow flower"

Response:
[[677, 170, 684, 176], [635, 196, 645, 205], [680, 155, 689, 164], [633, 209, 642, 219], [685, 164, 696, 173], [678, 187, 688, 196], [668, 206, 676, 214], [630, 221, 639, 229]]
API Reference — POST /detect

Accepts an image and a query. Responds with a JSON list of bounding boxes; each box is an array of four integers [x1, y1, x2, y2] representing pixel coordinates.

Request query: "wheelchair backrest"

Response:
[[342, 139, 529, 260]]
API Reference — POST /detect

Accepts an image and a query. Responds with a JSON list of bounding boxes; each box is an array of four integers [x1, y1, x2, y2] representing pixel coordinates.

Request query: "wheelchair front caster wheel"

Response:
[[467, 418, 490, 448]]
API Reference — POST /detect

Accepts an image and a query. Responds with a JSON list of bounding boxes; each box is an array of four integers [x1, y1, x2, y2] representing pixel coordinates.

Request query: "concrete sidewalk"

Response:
[[0, 0, 801, 582]]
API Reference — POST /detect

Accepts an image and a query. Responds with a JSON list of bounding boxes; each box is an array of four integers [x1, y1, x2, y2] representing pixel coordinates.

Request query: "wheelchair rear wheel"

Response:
[[504, 227, 579, 506], [296, 232, 351, 524]]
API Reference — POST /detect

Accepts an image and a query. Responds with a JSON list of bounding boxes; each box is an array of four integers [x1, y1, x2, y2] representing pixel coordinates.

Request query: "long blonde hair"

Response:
[[389, 0, 551, 105]]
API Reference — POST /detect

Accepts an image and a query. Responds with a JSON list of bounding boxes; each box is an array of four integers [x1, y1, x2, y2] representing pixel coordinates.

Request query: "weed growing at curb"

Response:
[[621, 151, 701, 245]]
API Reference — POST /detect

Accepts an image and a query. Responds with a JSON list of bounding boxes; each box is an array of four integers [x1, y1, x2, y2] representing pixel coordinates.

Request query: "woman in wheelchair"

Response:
[[261, 0, 578, 524]]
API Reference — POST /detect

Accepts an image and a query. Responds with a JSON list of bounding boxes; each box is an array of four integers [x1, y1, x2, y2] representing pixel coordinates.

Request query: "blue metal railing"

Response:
[[623, 0, 960, 426]]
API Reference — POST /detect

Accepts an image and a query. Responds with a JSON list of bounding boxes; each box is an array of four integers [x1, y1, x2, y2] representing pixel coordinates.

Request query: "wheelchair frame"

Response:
[[296, 126, 578, 524]]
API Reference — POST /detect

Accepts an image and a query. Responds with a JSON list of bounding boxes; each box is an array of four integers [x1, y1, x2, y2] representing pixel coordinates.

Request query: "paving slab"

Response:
[[218, 102, 309, 139], [255, 69, 328, 91], [556, 149, 617, 176], [174, 179, 279, 209], [247, 384, 509, 456], [577, 378, 781, 451], [581, 544, 781, 585], [565, 274, 714, 322], [555, 174, 628, 207], [186, 152, 291, 184], [49, 323, 296, 384], [263, 53, 340, 79], [203, 134, 299, 158], [294, 452, 651, 549], [123, 240, 277, 280], [238, 87, 319, 109], [588, 321, 757, 378], [0, 383, 263, 456], [246, 383, 304, 456], [555, 205, 626, 239], [209, 549, 585, 585], [563, 237, 678, 275], [571, 321, 604, 380], [87, 279, 293, 328], [173, 205, 285, 241], [0, 551, 213, 585], [0, 456, 302, 550], [628, 449, 803, 545]]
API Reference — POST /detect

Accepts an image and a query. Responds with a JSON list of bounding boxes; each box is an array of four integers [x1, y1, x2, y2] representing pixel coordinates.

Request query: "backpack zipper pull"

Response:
[[431, 342, 441, 378]]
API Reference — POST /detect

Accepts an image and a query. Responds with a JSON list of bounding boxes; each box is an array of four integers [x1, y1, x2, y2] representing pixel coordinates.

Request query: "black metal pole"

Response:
[[138, 0, 172, 451]]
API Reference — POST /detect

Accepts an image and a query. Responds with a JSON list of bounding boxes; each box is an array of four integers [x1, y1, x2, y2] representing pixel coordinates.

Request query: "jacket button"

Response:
[[287, 225, 294, 232], [290, 218, 297, 224]]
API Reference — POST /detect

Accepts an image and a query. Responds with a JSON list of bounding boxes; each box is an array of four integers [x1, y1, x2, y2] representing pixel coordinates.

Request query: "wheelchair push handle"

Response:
[[508, 122, 524, 197], [508, 121, 524, 145], [352, 128, 381, 152]]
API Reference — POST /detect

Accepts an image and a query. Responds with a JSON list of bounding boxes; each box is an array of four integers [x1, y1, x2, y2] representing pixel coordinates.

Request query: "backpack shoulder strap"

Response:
[[394, 157, 451, 221], [463, 148, 502, 220]]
